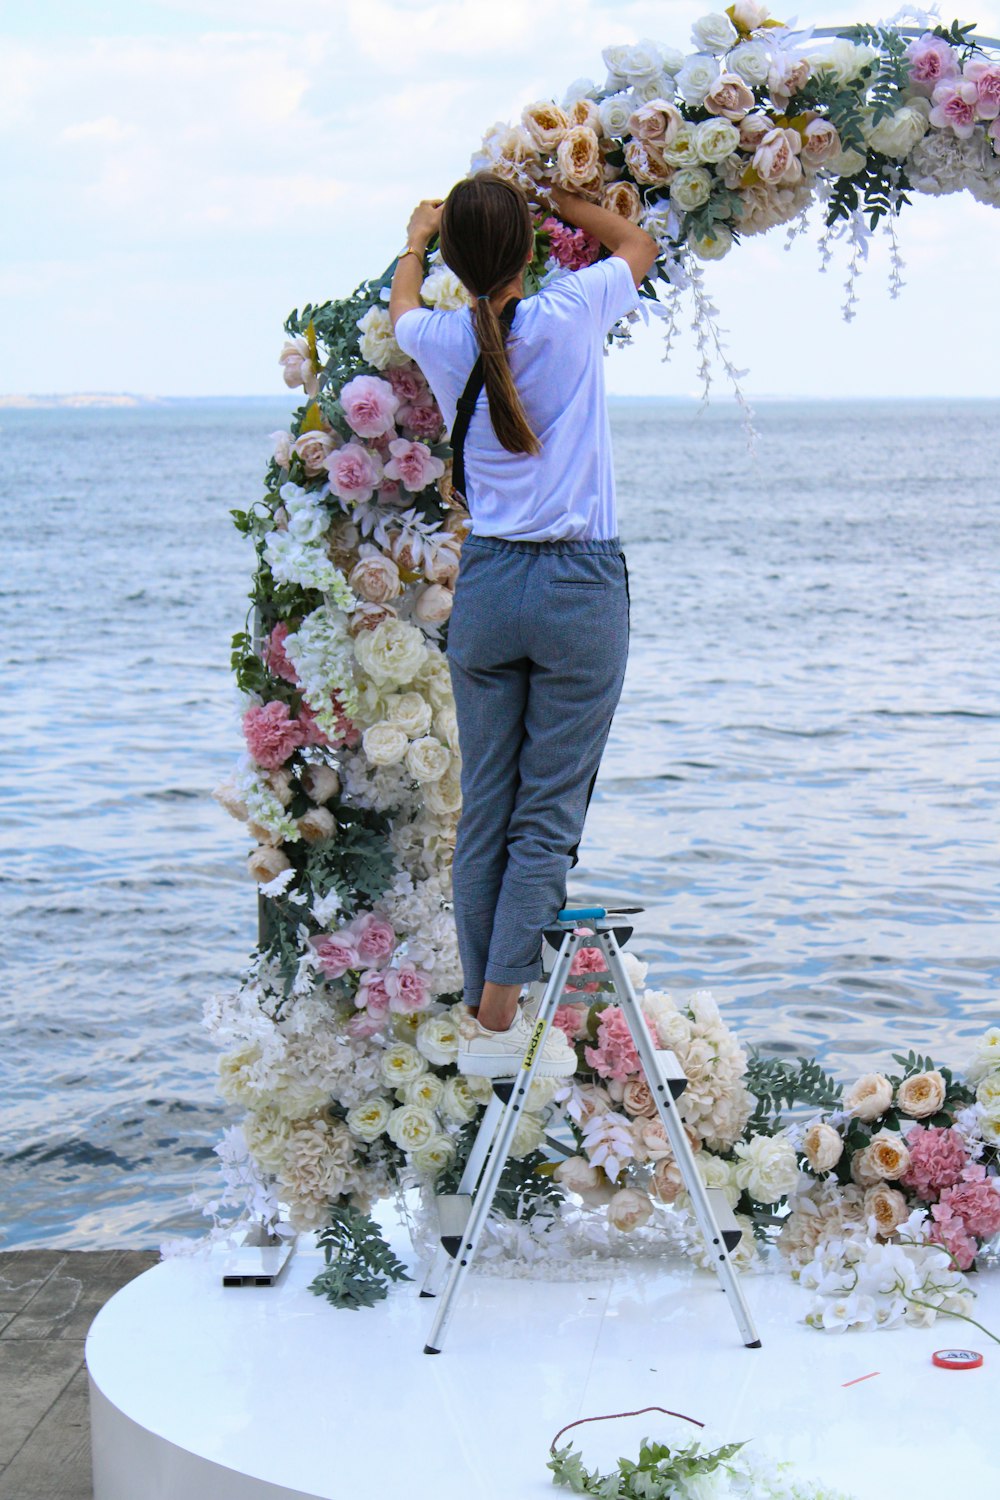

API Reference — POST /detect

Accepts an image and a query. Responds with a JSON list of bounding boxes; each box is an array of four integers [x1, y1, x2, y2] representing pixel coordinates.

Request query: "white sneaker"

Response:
[[456, 1006, 577, 1079]]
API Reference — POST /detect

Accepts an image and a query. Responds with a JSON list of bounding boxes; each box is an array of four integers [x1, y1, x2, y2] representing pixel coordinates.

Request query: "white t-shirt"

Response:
[[393, 254, 639, 541]]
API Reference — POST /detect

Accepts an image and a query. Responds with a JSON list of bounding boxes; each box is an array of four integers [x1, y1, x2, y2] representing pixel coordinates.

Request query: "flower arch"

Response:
[[202, 10, 1000, 1312]]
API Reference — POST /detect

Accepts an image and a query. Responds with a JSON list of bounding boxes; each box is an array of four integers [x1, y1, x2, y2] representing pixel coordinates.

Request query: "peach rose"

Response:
[[862, 1129, 911, 1181], [247, 845, 291, 883], [424, 538, 461, 585], [348, 601, 398, 636], [896, 1070, 946, 1118], [738, 110, 775, 151], [521, 100, 570, 152], [349, 549, 402, 604], [850, 1146, 883, 1188], [601, 181, 643, 221], [293, 429, 336, 476], [622, 1077, 656, 1116], [300, 763, 340, 803], [863, 1183, 910, 1238], [554, 1155, 606, 1201], [628, 99, 682, 149], [555, 125, 601, 187], [844, 1072, 893, 1122], [633, 1115, 672, 1162], [623, 139, 674, 186], [567, 97, 602, 133], [413, 584, 454, 624], [607, 1187, 653, 1231], [803, 1122, 844, 1173], [753, 126, 802, 183], [703, 72, 756, 121], [298, 806, 335, 843], [800, 118, 841, 164], [652, 1157, 684, 1202]]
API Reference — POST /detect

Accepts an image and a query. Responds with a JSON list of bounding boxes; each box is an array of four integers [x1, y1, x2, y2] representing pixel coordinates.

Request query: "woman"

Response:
[[389, 171, 657, 1078]]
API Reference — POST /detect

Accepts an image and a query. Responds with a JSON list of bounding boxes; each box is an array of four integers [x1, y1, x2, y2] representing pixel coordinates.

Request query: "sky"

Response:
[[2, 0, 999, 399]]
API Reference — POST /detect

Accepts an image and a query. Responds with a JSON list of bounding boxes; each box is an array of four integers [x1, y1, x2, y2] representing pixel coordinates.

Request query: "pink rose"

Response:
[[353, 911, 396, 966], [383, 961, 432, 1014], [356, 968, 392, 1019], [387, 364, 428, 404], [242, 699, 305, 769], [378, 479, 406, 506], [384, 438, 446, 493], [553, 1003, 589, 1041], [325, 441, 384, 504], [311, 931, 361, 978], [339, 374, 400, 438], [929, 79, 980, 138], [570, 945, 607, 976], [905, 33, 960, 95], [400, 401, 444, 441], [263, 621, 299, 684], [965, 59, 1000, 120], [345, 1010, 383, 1038]]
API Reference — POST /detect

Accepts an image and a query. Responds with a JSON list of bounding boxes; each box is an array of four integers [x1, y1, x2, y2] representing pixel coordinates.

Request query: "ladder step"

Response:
[[652, 1049, 688, 1100], [436, 1193, 472, 1257], [706, 1188, 744, 1253]]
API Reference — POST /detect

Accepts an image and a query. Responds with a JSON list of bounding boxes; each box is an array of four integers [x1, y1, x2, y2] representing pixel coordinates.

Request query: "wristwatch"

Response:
[[397, 244, 425, 265]]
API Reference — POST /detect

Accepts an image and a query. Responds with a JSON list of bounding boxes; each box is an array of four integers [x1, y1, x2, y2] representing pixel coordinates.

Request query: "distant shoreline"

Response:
[[2, 392, 998, 411]]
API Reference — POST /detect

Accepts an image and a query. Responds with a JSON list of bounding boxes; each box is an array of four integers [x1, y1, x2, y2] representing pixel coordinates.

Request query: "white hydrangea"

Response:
[[284, 604, 359, 724]]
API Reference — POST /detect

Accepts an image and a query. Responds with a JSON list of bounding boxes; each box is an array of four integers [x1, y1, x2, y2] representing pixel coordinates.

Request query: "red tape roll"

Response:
[[932, 1349, 983, 1370]]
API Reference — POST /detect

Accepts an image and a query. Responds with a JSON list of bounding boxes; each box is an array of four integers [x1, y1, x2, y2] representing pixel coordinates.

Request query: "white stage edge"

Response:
[[86, 1215, 999, 1500]]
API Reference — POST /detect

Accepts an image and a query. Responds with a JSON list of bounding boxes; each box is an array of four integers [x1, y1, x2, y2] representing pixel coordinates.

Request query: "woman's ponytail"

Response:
[[440, 172, 542, 459]]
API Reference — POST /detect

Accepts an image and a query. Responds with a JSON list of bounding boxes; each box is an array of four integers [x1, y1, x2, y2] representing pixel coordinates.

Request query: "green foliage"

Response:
[[301, 808, 397, 915], [931, 19, 979, 50], [549, 1436, 748, 1498], [888, 1050, 976, 1110], [745, 1049, 843, 1135], [823, 152, 912, 230], [438, 1116, 564, 1222], [308, 1205, 411, 1309]]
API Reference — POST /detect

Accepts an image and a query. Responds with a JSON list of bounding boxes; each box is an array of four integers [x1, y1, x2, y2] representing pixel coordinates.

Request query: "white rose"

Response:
[[510, 1113, 546, 1158], [379, 1042, 427, 1088], [416, 1012, 462, 1065], [827, 145, 867, 178], [433, 705, 460, 751], [356, 305, 408, 371], [607, 1186, 654, 1231], [844, 1072, 893, 1122], [345, 1096, 393, 1142], [420, 262, 473, 311], [675, 53, 720, 108], [602, 40, 662, 83], [692, 14, 738, 54], [620, 951, 649, 991], [401, 1074, 445, 1111], [412, 1134, 457, 1175], [976, 1072, 1000, 1111], [384, 690, 433, 739], [805, 39, 877, 87], [864, 99, 930, 159], [732, 0, 770, 29], [362, 722, 409, 767], [803, 1121, 844, 1173], [354, 618, 429, 687], [663, 124, 701, 168], [422, 764, 463, 816], [727, 39, 772, 87], [669, 166, 714, 211], [968, 1027, 1000, 1084], [732, 1133, 800, 1203], [597, 92, 636, 139], [694, 117, 741, 163], [689, 223, 734, 260], [386, 1103, 437, 1152], [405, 735, 451, 783], [441, 1074, 482, 1125]]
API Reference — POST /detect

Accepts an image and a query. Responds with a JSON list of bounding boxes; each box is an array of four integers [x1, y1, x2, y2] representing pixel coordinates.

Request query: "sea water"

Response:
[[2, 397, 998, 1248]]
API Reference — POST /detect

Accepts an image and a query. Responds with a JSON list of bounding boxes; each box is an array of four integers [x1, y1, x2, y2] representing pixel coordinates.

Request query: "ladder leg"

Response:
[[598, 931, 762, 1349], [419, 1089, 507, 1297], [423, 930, 580, 1353]]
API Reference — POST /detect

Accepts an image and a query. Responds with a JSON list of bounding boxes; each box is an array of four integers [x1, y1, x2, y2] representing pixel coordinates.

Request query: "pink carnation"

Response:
[[339, 374, 400, 438], [937, 1164, 1000, 1239], [383, 961, 432, 1014], [355, 968, 392, 1020], [552, 1003, 589, 1041], [584, 1005, 641, 1081], [242, 699, 305, 769], [295, 698, 359, 750], [964, 58, 1000, 120], [352, 911, 396, 967], [378, 479, 405, 506], [345, 1010, 383, 1038], [387, 364, 429, 404], [570, 946, 607, 976], [383, 438, 446, 493], [929, 78, 980, 138], [311, 931, 360, 978], [326, 441, 383, 504], [899, 1125, 968, 1200], [904, 33, 960, 95], [263, 621, 299, 684], [542, 217, 601, 271]]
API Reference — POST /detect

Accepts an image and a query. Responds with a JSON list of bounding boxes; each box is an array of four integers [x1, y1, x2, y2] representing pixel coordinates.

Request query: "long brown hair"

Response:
[[439, 172, 541, 458]]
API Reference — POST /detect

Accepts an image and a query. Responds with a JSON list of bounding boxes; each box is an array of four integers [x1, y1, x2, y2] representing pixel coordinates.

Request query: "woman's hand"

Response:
[[406, 198, 443, 249]]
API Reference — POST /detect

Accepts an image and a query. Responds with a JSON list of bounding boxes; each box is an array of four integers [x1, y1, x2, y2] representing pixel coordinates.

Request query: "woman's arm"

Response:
[[389, 199, 443, 330], [548, 187, 659, 289]]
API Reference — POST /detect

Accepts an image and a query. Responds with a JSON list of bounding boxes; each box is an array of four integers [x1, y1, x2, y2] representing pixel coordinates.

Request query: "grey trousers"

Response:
[[445, 534, 630, 1009]]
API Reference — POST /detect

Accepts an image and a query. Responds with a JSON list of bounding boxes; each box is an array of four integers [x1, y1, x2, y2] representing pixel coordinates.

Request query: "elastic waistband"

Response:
[[463, 534, 622, 556]]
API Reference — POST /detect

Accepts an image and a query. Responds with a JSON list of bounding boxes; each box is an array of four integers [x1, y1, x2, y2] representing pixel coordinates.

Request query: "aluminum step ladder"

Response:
[[422, 906, 762, 1353]]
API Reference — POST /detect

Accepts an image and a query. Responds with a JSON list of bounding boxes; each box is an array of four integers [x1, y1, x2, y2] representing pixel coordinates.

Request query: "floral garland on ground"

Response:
[[196, 9, 1000, 1316]]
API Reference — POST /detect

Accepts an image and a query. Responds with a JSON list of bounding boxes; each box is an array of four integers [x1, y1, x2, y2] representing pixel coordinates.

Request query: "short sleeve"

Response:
[[566, 255, 640, 333], [393, 306, 432, 361]]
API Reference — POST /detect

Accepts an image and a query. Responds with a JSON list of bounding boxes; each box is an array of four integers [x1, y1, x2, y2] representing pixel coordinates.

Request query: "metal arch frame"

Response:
[[808, 23, 1000, 48]]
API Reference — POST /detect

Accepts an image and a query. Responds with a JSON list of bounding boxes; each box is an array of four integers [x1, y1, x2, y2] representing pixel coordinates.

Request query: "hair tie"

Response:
[[477, 293, 490, 302]]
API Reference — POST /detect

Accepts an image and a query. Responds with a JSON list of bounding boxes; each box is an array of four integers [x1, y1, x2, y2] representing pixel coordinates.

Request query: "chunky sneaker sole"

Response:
[[456, 1007, 577, 1079]]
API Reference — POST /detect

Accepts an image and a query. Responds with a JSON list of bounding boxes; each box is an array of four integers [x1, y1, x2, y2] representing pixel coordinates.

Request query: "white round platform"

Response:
[[85, 1212, 999, 1500]]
